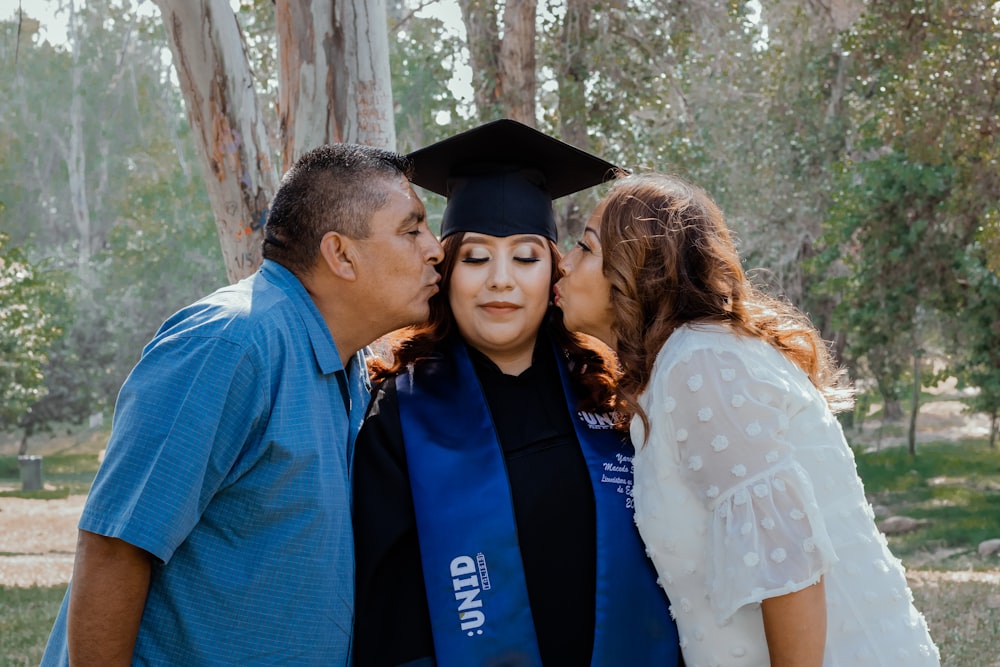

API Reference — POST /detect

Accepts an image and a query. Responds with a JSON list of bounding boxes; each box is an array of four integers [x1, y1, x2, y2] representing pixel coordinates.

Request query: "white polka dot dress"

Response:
[[631, 324, 940, 666]]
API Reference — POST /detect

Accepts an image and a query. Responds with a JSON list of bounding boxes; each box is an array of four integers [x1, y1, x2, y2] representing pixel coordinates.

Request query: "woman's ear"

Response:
[[319, 231, 358, 281]]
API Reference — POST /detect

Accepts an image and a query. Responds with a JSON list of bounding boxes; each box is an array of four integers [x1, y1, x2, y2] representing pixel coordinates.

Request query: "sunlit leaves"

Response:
[[0, 230, 67, 428]]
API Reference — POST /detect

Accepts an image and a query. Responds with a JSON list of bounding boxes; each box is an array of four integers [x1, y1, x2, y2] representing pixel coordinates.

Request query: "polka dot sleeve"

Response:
[[661, 347, 838, 622]]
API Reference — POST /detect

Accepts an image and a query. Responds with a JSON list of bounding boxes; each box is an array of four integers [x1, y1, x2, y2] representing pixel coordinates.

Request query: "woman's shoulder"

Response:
[[655, 322, 741, 365], [653, 322, 796, 381]]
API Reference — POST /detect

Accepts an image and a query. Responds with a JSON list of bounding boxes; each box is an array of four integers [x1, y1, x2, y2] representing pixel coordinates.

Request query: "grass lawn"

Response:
[[909, 574, 1000, 667], [0, 586, 66, 667], [853, 439, 1000, 568], [854, 438, 1000, 665], [2, 580, 997, 666], [0, 452, 101, 498]]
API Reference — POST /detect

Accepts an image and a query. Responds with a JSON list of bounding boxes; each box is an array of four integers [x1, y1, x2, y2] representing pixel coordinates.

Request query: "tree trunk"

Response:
[[65, 0, 93, 287], [555, 0, 594, 242], [828, 0, 865, 32], [875, 370, 903, 422], [908, 352, 921, 456], [276, 0, 396, 170], [457, 0, 502, 121], [498, 0, 537, 126], [154, 0, 278, 282], [990, 409, 998, 450]]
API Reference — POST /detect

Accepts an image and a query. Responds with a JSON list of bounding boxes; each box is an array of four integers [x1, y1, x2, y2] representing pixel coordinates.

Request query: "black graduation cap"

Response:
[[406, 119, 621, 242]]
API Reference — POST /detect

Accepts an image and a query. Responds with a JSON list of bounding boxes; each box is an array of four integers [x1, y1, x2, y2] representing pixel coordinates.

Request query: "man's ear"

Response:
[[319, 231, 358, 281]]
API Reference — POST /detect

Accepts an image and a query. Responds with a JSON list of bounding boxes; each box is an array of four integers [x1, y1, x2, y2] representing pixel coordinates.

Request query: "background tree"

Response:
[[951, 261, 1000, 449], [152, 0, 396, 281], [0, 229, 66, 450], [812, 0, 999, 445], [386, 0, 464, 154], [1, 2, 224, 447], [3, 0, 998, 455], [275, 0, 396, 167], [152, 0, 277, 282]]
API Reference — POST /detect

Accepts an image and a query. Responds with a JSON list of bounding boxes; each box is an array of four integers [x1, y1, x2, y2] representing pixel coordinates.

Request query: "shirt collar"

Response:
[[260, 260, 345, 375]]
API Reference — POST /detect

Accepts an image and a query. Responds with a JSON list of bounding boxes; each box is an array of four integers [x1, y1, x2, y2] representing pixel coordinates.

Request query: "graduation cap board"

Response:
[[406, 119, 621, 242]]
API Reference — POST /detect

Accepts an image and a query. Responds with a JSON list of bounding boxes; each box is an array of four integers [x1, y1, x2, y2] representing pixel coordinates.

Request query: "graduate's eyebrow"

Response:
[[460, 233, 546, 248]]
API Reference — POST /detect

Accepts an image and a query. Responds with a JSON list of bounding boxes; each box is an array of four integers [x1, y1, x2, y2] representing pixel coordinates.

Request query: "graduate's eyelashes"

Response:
[[461, 256, 542, 264]]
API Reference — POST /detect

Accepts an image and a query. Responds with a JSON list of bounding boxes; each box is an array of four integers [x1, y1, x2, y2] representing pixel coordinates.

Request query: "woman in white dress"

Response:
[[553, 172, 940, 666]]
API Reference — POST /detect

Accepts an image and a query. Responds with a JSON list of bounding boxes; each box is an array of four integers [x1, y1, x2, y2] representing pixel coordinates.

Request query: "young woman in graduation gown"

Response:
[[351, 121, 681, 667]]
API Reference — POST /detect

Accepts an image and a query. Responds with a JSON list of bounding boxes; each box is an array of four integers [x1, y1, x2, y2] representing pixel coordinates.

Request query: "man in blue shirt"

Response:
[[41, 144, 443, 666]]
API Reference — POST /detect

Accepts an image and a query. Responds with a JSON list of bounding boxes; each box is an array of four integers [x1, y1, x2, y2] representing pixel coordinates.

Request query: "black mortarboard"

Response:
[[406, 119, 620, 242]]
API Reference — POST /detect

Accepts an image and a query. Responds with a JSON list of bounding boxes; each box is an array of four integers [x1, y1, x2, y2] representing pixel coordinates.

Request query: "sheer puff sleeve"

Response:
[[660, 346, 838, 623]]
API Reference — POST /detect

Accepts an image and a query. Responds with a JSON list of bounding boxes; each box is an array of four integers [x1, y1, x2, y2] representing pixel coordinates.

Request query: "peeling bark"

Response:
[[153, 0, 278, 282], [276, 0, 395, 170]]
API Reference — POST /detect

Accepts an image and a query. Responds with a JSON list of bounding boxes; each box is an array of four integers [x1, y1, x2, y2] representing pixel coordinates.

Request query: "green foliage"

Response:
[[814, 0, 1000, 421], [388, 3, 466, 153], [0, 2, 226, 441], [815, 155, 948, 418], [386, 0, 475, 230], [949, 261, 1000, 445], [0, 230, 67, 429]]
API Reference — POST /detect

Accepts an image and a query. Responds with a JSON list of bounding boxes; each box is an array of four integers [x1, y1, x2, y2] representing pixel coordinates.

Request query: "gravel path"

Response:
[[0, 495, 84, 588]]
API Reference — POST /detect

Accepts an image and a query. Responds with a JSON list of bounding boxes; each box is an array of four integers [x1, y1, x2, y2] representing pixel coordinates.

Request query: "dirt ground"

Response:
[[0, 379, 995, 589], [0, 494, 83, 587]]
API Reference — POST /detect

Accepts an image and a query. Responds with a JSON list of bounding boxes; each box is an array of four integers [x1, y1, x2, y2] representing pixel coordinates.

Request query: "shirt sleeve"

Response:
[[658, 346, 838, 622], [80, 333, 266, 563]]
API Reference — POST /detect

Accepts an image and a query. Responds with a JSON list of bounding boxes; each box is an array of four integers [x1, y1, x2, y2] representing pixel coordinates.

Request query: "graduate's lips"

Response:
[[552, 283, 563, 306], [480, 301, 520, 314]]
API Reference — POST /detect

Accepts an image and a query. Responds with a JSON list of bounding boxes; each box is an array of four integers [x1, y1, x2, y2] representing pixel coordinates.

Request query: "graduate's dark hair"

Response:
[[262, 144, 412, 277], [597, 173, 853, 434], [370, 233, 620, 413]]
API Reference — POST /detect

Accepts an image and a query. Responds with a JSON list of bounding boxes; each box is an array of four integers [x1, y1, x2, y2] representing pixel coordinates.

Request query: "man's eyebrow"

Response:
[[399, 208, 426, 228]]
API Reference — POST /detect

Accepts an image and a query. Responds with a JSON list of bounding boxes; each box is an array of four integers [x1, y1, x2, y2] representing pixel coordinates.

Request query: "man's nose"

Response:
[[424, 235, 444, 264]]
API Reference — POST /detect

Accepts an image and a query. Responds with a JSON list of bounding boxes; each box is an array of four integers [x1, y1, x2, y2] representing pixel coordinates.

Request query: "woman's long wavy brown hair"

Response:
[[370, 234, 620, 412], [597, 173, 853, 432]]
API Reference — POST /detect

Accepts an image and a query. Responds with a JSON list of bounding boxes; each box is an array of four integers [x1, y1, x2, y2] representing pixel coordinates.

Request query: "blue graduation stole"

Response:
[[397, 341, 679, 667]]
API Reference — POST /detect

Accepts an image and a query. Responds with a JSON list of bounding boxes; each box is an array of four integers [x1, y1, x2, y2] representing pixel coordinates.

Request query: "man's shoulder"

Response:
[[159, 269, 302, 344]]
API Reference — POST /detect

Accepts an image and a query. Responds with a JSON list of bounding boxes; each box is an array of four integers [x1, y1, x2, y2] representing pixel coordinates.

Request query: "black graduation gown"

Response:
[[352, 335, 597, 667]]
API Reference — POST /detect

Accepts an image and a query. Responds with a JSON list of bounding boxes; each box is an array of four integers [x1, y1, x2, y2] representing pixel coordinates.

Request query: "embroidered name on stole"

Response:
[[397, 341, 680, 667]]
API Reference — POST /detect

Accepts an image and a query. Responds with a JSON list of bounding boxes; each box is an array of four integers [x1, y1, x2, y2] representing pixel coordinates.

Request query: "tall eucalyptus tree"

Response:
[[152, 0, 396, 281]]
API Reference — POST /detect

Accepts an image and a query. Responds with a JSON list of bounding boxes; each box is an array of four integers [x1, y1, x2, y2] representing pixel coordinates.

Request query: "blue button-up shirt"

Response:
[[42, 261, 368, 666]]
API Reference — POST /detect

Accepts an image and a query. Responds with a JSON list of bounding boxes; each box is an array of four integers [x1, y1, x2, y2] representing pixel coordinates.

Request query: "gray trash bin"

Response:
[[18, 455, 43, 491]]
